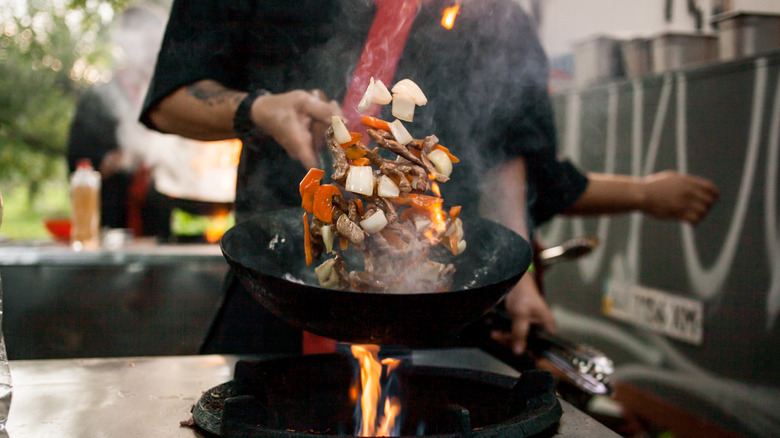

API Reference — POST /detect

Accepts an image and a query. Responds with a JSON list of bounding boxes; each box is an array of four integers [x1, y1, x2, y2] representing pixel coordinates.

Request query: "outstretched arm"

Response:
[[565, 171, 720, 224]]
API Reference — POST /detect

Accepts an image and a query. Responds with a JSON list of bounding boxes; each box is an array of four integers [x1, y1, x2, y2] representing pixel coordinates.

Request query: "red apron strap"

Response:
[[303, 0, 420, 355], [341, 0, 421, 133]]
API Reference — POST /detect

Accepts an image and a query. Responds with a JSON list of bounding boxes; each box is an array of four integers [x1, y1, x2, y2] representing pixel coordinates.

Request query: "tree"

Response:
[[0, 0, 134, 202]]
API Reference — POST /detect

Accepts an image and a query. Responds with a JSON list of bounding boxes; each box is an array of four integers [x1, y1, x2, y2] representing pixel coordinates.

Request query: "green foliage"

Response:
[[0, 0, 127, 238]]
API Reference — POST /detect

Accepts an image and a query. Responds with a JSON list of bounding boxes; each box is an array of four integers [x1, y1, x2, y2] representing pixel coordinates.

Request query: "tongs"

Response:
[[526, 326, 614, 396], [469, 234, 613, 396], [471, 311, 614, 396]]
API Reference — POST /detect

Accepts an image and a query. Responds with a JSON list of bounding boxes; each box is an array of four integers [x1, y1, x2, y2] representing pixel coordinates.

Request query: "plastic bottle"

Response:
[[70, 159, 101, 250]]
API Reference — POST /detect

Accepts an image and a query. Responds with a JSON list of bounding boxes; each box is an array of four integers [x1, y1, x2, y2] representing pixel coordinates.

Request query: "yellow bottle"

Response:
[[70, 159, 101, 250]]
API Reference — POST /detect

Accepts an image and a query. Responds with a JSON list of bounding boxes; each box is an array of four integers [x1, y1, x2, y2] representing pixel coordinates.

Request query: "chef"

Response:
[[140, 0, 716, 354]]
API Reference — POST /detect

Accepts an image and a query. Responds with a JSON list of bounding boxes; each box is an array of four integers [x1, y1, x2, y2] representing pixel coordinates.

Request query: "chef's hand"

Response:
[[490, 273, 556, 354], [641, 170, 720, 224], [251, 90, 341, 169]]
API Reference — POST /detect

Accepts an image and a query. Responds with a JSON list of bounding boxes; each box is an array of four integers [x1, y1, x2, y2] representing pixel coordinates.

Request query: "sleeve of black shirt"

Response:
[[140, 0, 253, 131]]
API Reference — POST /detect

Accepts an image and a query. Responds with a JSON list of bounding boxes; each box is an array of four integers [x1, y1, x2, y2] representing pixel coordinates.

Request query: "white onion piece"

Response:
[[331, 115, 351, 144], [456, 239, 467, 255], [389, 119, 413, 145], [392, 95, 416, 122], [391, 79, 428, 105], [454, 218, 464, 241], [357, 78, 374, 112], [359, 210, 388, 234], [358, 78, 394, 112], [314, 259, 339, 288], [345, 165, 375, 196], [376, 175, 400, 198], [414, 216, 431, 232], [372, 79, 392, 104], [427, 149, 452, 177], [321, 225, 334, 253]]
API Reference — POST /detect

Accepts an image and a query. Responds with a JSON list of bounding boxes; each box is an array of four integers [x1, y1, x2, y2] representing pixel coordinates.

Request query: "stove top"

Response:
[[191, 353, 561, 437]]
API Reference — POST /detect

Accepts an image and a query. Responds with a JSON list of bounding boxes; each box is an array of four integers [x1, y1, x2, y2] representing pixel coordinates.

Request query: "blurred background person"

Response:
[[67, 2, 238, 242]]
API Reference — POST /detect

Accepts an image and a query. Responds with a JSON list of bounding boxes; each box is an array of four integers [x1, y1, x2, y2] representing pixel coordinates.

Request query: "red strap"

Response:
[[304, 0, 419, 355], [341, 0, 421, 133]]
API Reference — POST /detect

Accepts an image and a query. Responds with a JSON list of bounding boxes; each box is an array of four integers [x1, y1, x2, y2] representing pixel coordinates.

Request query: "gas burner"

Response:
[[191, 353, 561, 437]]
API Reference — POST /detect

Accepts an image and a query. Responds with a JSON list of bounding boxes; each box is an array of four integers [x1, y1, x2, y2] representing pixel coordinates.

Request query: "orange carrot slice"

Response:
[[299, 168, 325, 198], [303, 212, 313, 266], [361, 115, 391, 131], [313, 184, 342, 223]]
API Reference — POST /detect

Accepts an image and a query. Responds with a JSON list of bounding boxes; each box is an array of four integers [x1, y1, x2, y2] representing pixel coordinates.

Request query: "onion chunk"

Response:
[[360, 210, 388, 234], [389, 119, 413, 145], [345, 165, 375, 196], [331, 115, 351, 144], [427, 149, 452, 177]]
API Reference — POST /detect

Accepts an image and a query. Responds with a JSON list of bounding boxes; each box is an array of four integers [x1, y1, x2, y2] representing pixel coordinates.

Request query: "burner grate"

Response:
[[192, 354, 561, 437]]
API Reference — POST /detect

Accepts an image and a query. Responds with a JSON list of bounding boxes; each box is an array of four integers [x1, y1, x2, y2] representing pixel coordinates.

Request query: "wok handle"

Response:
[[467, 310, 614, 396]]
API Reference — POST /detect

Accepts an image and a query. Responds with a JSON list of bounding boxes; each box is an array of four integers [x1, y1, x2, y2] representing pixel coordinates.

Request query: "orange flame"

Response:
[[441, 4, 460, 29], [431, 181, 441, 197], [351, 345, 402, 437], [205, 210, 231, 243]]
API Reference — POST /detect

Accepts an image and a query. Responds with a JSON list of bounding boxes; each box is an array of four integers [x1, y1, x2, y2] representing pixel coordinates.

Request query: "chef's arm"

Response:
[[481, 158, 556, 353], [146, 80, 341, 169], [564, 171, 720, 224], [148, 80, 244, 141]]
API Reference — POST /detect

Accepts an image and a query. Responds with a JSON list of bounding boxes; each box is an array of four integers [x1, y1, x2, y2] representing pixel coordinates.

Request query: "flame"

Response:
[[430, 181, 441, 197], [351, 345, 403, 437], [205, 210, 231, 243], [441, 4, 460, 30]]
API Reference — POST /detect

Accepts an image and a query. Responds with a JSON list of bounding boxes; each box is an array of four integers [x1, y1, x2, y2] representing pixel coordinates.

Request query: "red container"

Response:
[[44, 217, 72, 241]]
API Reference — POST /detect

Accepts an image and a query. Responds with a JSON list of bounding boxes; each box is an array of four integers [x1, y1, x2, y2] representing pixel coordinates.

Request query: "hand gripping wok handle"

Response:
[[471, 310, 613, 396]]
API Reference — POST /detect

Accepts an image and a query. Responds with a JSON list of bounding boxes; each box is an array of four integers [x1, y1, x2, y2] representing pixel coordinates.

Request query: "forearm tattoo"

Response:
[[186, 81, 244, 107]]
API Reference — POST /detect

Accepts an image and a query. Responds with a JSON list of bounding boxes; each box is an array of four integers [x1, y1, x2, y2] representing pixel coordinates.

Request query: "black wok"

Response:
[[220, 208, 531, 347]]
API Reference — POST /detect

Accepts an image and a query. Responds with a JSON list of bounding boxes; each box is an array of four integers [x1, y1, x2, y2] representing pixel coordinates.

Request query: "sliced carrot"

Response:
[[340, 132, 363, 148], [313, 184, 342, 223], [301, 178, 320, 213], [339, 236, 348, 251], [351, 157, 370, 166], [361, 115, 391, 131], [299, 168, 325, 198], [354, 199, 364, 216], [434, 144, 460, 163], [345, 145, 367, 160], [449, 233, 459, 256], [303, 212, 313, 266], [449, 205, 461, 222], [396, 193, 443, 212]]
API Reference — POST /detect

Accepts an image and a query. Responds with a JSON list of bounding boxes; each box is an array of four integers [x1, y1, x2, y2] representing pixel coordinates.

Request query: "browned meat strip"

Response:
[[367, 128, 424, 166], [326, 127, 349, 185], [336, 213, 365, 246]]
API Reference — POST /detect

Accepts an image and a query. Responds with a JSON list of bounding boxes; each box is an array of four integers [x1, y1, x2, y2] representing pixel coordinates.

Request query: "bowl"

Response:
[[44, 217, 72, 241]]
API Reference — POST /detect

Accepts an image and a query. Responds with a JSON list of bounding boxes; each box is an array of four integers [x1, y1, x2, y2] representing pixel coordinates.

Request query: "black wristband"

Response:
[[232, 89, 270, 139]]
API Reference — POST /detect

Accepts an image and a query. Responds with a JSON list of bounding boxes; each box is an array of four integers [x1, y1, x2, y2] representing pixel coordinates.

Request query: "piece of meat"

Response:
[[336, 212, 365, 246], [326, 127, 349, 185], [367, 128, 425, 166]]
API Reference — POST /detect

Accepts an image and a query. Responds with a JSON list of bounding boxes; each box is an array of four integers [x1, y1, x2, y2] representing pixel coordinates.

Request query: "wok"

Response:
[[221, 208, 531, 347]]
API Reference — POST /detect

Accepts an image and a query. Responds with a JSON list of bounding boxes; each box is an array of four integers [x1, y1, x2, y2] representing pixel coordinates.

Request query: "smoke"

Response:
[[111, 3, 167, 88], [306, 0, 550, 214]]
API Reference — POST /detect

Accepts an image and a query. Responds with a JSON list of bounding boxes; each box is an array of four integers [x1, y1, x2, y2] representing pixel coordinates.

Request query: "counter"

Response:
[[4, 352, 619, 437], [0, 244, 229, 360]]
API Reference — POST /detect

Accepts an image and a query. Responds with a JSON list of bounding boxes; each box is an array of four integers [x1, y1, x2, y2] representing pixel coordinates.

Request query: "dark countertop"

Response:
[[5, 351, 619, 437]]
